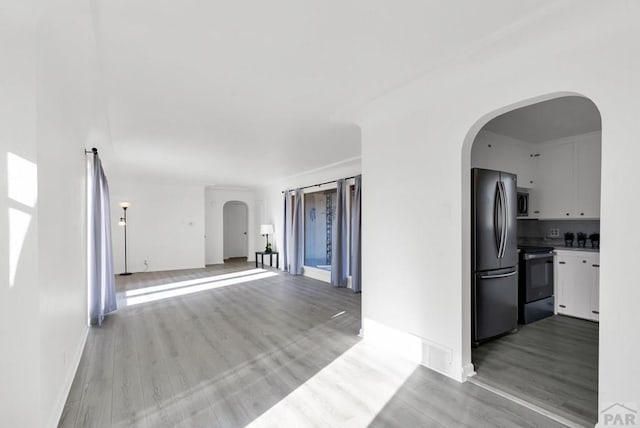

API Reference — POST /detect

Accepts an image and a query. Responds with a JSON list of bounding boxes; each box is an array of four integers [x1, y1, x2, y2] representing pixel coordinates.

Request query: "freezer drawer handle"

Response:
[[480, 270, 517, 279], [592, 264, 600, 268], [558, 261, 566, 264], [559, 304, 567, 308], [592, 310, 600, 314]]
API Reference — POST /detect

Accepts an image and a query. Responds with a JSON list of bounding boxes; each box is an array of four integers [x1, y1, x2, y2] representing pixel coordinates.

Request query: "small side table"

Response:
[[255, 251, 279, 269]]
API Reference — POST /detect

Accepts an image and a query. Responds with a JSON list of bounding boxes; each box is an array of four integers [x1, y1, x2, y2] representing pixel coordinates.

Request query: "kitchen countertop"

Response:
[[519, 240, 599, 253], [553, 246, 600, 253]]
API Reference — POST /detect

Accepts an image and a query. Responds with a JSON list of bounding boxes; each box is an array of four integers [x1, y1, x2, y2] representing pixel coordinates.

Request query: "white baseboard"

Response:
[[302, 266, 331, 283], [362, 318, 467, 382], [46, 325, 89, 428]]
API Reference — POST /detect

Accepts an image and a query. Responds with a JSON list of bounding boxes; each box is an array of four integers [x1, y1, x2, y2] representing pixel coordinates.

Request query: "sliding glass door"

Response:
[[304, 190, 337, 270]]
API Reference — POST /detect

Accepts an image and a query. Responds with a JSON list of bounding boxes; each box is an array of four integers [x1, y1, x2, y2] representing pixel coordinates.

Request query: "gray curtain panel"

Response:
[[88, 154, 117, 326], [289, 189, 304, 275], [283, 191, 292, 271], [331, 179, 348, 287], [351, 175, 362, 292]]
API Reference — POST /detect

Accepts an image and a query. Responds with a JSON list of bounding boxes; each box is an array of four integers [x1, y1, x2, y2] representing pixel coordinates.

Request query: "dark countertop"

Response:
[[519, 240, 599, 253], [553, 246, 600, 253]]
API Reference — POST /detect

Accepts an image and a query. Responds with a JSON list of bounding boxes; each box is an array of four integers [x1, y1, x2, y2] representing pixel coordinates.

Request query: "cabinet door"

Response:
[[573, 257, 594, 319], [575, 136, 601, 218], [589, 256, 600, 321], [471, 131, 536, 189], [555, 255, 575, 315], [536, 143, 575, 219]]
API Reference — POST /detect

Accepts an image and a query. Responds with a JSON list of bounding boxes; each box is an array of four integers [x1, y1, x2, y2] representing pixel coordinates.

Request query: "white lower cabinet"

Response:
[[555, 250, 599, 321]]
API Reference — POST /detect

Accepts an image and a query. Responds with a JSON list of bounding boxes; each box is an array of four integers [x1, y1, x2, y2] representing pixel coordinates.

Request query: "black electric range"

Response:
[[517, 246, 555, 324]]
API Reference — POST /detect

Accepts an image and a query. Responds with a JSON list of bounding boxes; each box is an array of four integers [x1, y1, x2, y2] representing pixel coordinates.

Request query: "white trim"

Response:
[[467, 377, 585, 428], [302, 265, 331, 283], [362, 318, 466, 382], [47, 325, 89, 428], [461, 363, 476, 381]]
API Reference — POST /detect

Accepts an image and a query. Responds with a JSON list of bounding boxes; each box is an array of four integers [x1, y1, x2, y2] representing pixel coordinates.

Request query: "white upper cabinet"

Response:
[[534, 142, 574, 219], [533, 132, 601, 220], [575, 135, 602, 218], [471, 130, 601, 220], [471, 130, 536, 188]]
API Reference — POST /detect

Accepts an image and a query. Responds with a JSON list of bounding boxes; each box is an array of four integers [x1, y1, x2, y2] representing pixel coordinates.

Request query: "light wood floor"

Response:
[[472, 315, 598, 427], [61, 262, 564, 427]]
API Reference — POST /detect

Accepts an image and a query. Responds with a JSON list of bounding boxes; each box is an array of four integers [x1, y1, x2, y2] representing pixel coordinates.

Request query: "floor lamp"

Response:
[[118, 202, 132, 276]]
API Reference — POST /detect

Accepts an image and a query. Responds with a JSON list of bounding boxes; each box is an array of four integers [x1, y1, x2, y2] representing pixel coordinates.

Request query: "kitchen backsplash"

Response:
[[518, 219, 600, 247]]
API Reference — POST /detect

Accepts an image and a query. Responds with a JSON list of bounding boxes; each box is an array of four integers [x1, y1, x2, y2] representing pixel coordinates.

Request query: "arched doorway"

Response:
[[461, 93, 602, 426], [223, 201, 249, 260]]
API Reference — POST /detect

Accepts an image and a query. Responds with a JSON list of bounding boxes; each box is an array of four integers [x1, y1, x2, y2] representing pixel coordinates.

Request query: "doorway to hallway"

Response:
[[223, 201, 248, 260]]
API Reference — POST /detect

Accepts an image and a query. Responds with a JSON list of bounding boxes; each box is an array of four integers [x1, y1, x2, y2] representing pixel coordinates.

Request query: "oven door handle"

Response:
[[480, 270, 518, 280], [523, 252, 554, 260]]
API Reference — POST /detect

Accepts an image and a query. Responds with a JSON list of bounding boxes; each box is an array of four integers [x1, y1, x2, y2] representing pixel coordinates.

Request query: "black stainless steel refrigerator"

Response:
[[472, 168, 518, 343]]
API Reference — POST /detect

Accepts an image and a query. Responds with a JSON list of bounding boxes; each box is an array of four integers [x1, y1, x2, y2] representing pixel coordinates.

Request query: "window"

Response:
[[304, 190, 337, 270]]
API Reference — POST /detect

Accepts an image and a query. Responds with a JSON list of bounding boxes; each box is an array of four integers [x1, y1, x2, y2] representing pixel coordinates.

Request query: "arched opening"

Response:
[[462, 93, 602, 426], [223, 201, 249, 261]]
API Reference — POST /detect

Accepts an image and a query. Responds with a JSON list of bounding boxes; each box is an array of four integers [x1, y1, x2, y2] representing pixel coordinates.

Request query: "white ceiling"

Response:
[[482, 96, 602, 144], [95, 1, 552, 186]]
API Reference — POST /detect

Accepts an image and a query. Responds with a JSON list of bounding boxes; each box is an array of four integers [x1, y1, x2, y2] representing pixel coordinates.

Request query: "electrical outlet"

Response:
[[549, 228, 560, 238]]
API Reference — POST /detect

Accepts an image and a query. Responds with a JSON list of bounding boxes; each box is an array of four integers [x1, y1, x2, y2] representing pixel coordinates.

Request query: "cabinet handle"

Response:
[[592, 264, 600, 268], [559, 305, 567, 308], [580, 213, 585, 216], [566, 213, 570, 216], [592, 310, 599, 314], [559, 261, 566, 264], [533, 210, 540, 214], [582, 260, 587, 263]]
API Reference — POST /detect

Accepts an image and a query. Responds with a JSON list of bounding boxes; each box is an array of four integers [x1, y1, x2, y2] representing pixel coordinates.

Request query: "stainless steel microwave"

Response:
[[517, 191, 529, 217]]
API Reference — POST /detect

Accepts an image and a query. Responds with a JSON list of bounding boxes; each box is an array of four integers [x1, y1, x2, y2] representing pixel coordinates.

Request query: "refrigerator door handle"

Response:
[[480, 270, 518, 279], [495, 181, 506, 259], [494, 183, 501, 258], [500, 181, 508, 258]]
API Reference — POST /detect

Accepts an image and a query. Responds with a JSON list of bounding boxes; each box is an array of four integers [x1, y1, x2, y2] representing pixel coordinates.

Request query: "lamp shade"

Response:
[[119, 201, 131, 209], [260, 224, 274, 235]]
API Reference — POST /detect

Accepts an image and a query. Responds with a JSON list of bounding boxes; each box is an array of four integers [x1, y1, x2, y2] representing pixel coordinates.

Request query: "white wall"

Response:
[[355, 2, 639, 420], [37, 0, 107, 424], [257, 157, 361, 279], [1, 0, 108, 426], [109, 179, 205, 273], [0, 2, 40, 426], [205, 187, 257, 265]]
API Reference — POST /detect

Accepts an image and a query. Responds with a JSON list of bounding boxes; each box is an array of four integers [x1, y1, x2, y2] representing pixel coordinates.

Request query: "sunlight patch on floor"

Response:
[[124, 268, 268, 297], [245, 341, 418, 428], [122, 270, 278, 306]]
